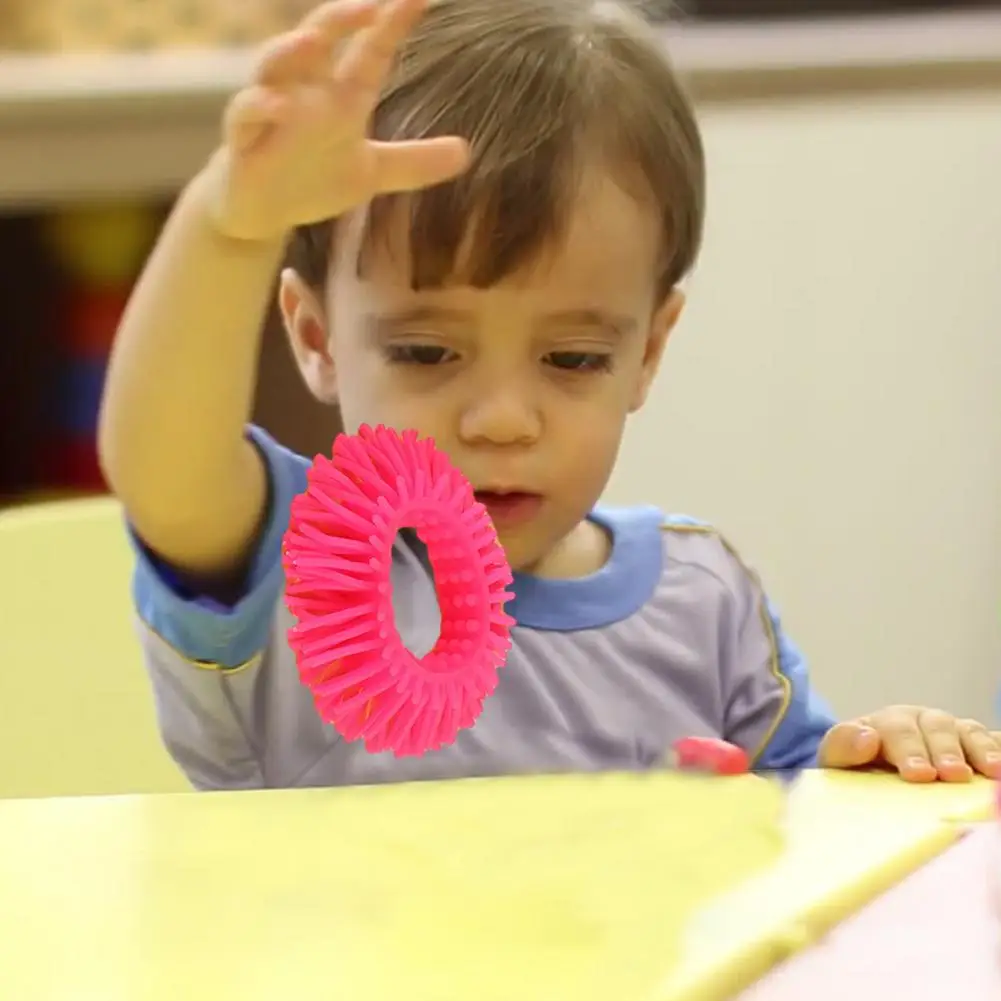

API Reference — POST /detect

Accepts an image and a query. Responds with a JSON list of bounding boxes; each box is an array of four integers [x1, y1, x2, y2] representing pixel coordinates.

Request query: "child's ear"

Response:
[[279, 268, 339, 404], [631, 288, 685, 412]]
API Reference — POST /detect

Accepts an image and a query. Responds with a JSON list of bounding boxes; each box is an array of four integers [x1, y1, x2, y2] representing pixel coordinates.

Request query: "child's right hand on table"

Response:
[[206, 0, 470, 242]]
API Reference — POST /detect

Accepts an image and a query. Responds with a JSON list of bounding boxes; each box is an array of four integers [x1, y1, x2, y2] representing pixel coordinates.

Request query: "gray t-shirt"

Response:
[[133, 426, 834, 790]]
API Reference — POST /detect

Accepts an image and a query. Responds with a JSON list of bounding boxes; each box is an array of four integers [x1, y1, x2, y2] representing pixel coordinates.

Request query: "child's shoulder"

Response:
[[657, 513, 760, 591], [498, 504, 762, 636], [596, 506, 758, 596]]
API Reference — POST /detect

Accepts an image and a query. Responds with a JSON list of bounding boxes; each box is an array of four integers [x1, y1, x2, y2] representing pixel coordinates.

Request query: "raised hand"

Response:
[[208, 0, 470, 241]]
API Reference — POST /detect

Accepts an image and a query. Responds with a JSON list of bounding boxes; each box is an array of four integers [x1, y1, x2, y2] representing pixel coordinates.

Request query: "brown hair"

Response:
[[287, 0, 704, 299]]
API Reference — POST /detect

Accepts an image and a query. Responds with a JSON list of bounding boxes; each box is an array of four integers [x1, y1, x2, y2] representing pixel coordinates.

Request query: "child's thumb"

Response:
[[817, 721, 881, 769]]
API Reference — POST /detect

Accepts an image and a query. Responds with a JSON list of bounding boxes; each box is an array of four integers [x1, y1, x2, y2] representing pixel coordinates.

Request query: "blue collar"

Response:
[[507, 506, 664, 631]]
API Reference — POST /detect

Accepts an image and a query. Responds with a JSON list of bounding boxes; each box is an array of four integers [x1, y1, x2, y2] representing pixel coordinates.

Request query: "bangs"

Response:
[[360, 129, 581, 290], [287, 0, 704, 297], [359, 43, 587, 289]]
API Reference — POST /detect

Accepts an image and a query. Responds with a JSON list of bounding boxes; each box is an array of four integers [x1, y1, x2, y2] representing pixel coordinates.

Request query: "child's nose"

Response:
[[457, 384, 541, 446]]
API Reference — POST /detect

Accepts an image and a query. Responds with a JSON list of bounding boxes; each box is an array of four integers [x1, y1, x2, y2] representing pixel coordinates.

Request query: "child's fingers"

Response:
[[255, 1, 380, 86], [302, 0, 383, 53], [958, 719, 1001, 778], [300, 0, 380, 33], [369, 137, 471, 195], [223, 86, 289, 154], [918, 709, 973, 782], [816, 720, 881, 769], [255, 30, 324, 87], [333, 0, 429, 95], [871, 707, 938, 782]]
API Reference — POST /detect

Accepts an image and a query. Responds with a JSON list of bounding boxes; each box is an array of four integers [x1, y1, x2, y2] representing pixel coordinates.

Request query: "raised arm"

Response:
[[97, 0, 468, 579]]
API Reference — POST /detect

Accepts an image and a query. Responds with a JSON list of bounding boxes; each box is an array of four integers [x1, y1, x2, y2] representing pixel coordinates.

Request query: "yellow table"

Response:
[[0, 772, 993, 1001]]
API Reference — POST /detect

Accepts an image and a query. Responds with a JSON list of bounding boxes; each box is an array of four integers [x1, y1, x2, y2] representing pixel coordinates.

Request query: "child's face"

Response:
[[284, 170, 683, 575]]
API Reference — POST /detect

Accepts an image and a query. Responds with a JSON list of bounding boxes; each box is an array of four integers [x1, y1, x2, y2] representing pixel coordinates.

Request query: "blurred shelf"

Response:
[[668, 8, 1001, 76], [0, 9, 1000, 207], [0, 49, 252, 208]]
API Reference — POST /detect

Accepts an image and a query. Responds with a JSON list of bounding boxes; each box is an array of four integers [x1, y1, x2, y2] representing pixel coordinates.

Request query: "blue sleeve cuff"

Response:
[[132, 425, 310, 668], [754, 598, 836, 771]]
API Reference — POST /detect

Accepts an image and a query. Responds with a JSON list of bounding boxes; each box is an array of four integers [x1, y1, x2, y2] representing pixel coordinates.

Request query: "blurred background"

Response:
[[1, 0, 999, 720]]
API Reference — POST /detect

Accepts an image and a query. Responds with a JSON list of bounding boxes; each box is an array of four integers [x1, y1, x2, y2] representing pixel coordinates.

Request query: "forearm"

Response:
[[98, 162, 289, 574]]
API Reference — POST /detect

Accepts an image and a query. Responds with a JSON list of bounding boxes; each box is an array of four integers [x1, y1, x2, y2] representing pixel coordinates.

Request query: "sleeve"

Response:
[[721, 558, 836, 771], [130, 424, 310, 790]]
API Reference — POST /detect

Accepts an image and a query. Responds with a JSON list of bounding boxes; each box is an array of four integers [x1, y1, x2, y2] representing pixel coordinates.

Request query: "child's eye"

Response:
[[546, 351, 613, 373], [386, 345, 455, 366]]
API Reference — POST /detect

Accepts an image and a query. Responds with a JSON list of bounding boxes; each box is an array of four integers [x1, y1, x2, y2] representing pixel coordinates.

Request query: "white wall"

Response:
[[607, 84, 1001, 720]]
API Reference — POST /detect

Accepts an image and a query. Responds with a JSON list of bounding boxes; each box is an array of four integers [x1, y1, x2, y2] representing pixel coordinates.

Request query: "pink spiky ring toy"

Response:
[[282, 424, 515, 757]]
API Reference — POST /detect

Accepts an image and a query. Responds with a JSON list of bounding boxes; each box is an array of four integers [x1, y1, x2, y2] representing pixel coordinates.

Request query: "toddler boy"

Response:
[[98, 0, 1001, 789]]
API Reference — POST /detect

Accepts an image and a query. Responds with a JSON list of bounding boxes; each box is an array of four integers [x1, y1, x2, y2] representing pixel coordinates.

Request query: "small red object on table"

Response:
[[672, 737, 749, 775]]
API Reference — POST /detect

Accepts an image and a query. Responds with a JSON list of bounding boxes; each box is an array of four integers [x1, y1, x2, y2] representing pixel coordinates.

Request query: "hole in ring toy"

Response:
[[283, 424, 515, 757]]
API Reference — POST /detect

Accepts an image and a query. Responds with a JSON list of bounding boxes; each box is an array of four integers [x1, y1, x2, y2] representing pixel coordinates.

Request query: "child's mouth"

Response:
[[474, 491, 543, 527]]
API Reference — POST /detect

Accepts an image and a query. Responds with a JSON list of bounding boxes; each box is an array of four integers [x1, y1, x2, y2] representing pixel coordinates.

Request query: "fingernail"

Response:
[[940, 755, 961, 766], [908, 756, 931, 769], [987, 752, 1001, 764], [854, 727, 876, 745]]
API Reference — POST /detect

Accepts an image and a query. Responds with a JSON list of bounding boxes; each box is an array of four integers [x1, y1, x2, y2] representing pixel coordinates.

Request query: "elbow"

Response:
[[95, 400, 124, 498], [96, 393, 148, 509]]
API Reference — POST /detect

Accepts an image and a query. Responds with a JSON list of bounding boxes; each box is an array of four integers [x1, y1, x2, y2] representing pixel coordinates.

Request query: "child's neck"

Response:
[[528, 518, 612, 580]]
